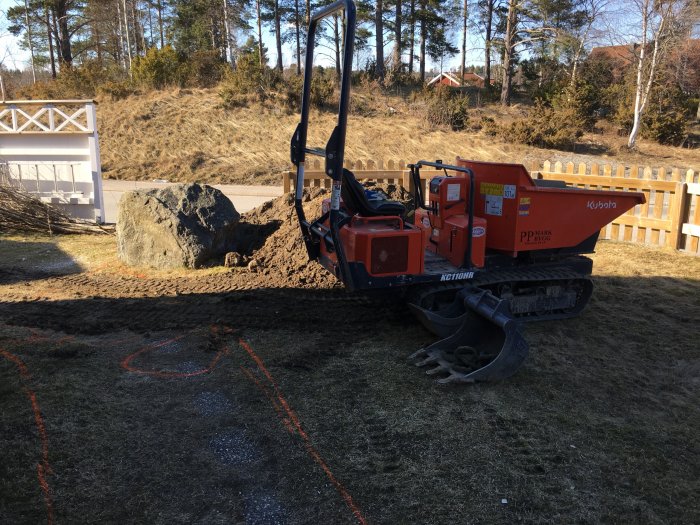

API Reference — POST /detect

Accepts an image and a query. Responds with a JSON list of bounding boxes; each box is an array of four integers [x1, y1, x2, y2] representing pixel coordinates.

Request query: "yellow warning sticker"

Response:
[[480, 182, 504, 196], [519, 197, 531, 204]]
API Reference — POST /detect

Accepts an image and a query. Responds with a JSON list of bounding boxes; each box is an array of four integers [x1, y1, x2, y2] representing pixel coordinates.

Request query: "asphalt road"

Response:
[[101, 180, 283, 223]]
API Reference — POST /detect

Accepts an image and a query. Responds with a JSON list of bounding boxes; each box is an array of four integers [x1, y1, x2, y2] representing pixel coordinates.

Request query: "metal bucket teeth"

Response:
[[409, 287, 530, 383]]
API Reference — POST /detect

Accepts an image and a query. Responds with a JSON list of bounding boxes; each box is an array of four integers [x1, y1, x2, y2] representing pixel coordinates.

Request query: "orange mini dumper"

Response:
[[290, 0, 644, 383]]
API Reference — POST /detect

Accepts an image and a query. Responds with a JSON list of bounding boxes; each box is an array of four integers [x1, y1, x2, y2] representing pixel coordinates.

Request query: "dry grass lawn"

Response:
[[1, 230, 698, 524]]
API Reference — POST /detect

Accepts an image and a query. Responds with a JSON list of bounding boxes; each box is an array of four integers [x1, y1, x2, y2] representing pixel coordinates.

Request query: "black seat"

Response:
[[341, 168, 406, 217]]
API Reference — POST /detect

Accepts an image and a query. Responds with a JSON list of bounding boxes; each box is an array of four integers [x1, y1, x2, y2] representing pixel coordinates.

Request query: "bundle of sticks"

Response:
[[0, 183, 110, 235]]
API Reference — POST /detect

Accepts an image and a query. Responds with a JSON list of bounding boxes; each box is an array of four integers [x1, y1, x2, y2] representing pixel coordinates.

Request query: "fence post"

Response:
[[403, 169, 414, 193], [283, 171, 291, 193], [668, 182, 689, 250]]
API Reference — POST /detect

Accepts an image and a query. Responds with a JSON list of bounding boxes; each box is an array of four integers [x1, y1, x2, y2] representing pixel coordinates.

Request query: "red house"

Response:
[[427, 72, 489, 88]]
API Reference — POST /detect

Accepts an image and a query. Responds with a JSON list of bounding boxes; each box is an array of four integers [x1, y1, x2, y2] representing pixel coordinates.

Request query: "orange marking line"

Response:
[[238, 338, 368, 525], [0, 349, 30, 378], [0, 348, 54, 525], [240, 366, 295, 434], [121, 334, 229, 378]]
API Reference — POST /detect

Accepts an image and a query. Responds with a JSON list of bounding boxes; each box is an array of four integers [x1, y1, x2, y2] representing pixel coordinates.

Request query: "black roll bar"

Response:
[[290, 0, 357, 289]]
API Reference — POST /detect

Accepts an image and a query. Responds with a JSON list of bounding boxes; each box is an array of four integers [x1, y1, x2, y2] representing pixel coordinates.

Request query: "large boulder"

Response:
[[117, 183, 240, 269]]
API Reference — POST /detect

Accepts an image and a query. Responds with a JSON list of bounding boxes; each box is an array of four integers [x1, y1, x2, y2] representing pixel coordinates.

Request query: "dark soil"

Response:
[[1, 196, 699, 524]]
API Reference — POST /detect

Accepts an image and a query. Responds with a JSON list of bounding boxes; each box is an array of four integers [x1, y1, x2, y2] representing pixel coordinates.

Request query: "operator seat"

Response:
[[341, 168, 406, 217]]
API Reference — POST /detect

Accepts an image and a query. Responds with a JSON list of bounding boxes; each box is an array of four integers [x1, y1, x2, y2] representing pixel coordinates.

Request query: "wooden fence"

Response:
[[282, 158, 700, 255]]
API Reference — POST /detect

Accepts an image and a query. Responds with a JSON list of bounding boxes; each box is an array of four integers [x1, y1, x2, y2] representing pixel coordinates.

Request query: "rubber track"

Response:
[[410, 265, 593, 323]]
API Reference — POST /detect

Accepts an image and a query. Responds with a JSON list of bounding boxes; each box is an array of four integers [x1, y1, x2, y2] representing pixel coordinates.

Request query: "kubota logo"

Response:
[[587, 200, 617, 210], [440, 272, 474, 281]]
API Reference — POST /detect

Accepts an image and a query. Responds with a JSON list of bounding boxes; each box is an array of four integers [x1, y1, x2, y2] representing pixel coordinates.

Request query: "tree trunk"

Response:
[[500, 0, 516, 106], [24, 0, 36, 83], [122, 0, 132, 70], [392, 0, 401, 69], [56, 0, 73, 65], [484, 0, 493, 87], [256, 0, 264, 67], [569, 38, 585, 87], [334, 14, 341, 80], [408, 0, 415, 74], [45, 6, 57, 78], [146, 0, 154, 47], [419, 0, 425, 82], [295, 0, 301, 74], [460, 0, 467, 84], [628, 0, 666, 149], [275, 0, 283, 70], [157, 0, 164, 48], [375, 0, 385, 80], [306, 0, 310, 25], [223, 0, 235, 67]]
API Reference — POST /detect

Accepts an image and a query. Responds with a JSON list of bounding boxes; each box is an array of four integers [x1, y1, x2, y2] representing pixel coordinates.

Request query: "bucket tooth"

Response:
[[408, 347, 428, 361], [416, 354, 440, 367], [410, 287, 530, 383]]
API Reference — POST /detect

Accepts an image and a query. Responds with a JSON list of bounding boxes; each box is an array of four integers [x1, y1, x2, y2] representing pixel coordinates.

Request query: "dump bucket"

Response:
[[408, 288, 529, 383]]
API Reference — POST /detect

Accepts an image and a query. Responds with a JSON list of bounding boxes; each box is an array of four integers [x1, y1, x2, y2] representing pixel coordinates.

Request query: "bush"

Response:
[[500, 100, 584, 150], [180, 50, 226, 88], [17, 67, 98, 99], [220, 56, 335, 111], [552, 81, 598, 131], [310, 70, 337, 108], [132, 46, 182, 89], [479, 116, 499, 136], [644, 109, 688, 145], [424, 85, 469, 131]]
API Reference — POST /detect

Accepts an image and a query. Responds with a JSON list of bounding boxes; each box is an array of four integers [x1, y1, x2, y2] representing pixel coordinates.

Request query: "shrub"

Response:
[[17, 67, 97, 99], [180, 50, 226, 88], [424, 85, 469, 131], [552, 81, 598, 131], [643, 109, 688, 145], [310, 70, 337, 108], [501, 100, 584, 150], [132, 46, 181, 89]]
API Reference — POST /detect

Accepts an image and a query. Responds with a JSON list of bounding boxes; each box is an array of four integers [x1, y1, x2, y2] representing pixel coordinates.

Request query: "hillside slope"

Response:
[[97, 88, 700, 185]]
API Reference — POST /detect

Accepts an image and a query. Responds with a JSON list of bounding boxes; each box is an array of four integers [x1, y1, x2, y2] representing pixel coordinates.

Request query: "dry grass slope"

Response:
[[97, 89, 700, 185]]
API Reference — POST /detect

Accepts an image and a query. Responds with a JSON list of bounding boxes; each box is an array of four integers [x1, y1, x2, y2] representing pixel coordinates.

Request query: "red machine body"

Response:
[[321, 198, 424, 278], [318, 160, 644, 280], [455, 158, 644, 255]]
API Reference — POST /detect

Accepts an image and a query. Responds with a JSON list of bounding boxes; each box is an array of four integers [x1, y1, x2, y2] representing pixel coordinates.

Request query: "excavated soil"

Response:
[[1, 194, 699, 524]]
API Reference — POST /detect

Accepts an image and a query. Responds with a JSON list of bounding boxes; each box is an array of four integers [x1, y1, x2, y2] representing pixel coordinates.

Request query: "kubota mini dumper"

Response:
[[290, 0, 645, 383]]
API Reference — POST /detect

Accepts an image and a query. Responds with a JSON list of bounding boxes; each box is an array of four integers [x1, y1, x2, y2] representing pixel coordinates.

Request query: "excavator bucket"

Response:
[[408, 288, 529, 383]]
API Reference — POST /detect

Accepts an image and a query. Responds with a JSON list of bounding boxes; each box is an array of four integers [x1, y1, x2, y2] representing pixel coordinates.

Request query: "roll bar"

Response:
[[290, 0, 357, 288]]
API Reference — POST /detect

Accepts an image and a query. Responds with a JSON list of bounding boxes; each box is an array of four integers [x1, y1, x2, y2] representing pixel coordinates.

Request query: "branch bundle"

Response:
[[0, 184, 110, 235]]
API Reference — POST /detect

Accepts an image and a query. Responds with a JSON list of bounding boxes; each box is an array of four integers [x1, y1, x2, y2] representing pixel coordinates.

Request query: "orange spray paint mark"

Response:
[[0, 348, 55, 525], [238, 339, 368, 525], [120, 334, 229, 378]]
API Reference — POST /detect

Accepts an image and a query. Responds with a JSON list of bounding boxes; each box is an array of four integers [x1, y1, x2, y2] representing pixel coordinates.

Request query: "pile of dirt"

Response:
[[230, 183, 420, 289], [235, 188, 339, 289], [235, 183, 419, 288]]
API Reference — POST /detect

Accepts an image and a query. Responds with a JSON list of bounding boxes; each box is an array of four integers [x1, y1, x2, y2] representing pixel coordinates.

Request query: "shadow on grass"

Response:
[[0, 274, 698, 525], [0, 239, 83, 285]]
